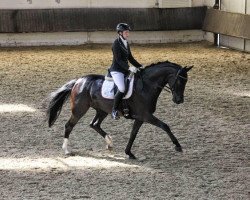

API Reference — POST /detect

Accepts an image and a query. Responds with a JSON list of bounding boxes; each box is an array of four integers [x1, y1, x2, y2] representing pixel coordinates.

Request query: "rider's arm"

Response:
[[128, 45, 142, 68]]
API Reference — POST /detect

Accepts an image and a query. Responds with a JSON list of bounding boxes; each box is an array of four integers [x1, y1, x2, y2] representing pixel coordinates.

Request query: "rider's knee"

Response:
[[118, 86, 125, 93]]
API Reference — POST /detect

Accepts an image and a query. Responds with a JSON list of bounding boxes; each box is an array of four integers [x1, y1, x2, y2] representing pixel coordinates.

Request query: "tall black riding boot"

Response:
[[111, 91, 124, 120]]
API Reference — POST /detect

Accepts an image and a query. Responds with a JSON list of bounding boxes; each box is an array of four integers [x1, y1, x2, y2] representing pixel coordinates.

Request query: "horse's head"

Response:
[[169, 66, 193, 104]]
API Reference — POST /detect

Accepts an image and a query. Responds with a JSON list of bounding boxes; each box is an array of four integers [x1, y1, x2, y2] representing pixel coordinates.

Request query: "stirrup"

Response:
[[111, 110, 120, 120]]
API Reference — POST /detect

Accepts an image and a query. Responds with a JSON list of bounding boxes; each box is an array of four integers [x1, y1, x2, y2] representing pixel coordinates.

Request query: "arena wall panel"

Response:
[[0, 0, 208, 9], [245, 40, 250, 52], [0, 0, 157, 9], [0, 30, 204, 46], [159, 0, 191, 8], [0, 7, 206, 33], [219, 0, 248, 52], [221, 0, 246, 14], [220, 35, 245, 51], [203, 9, 250, 39]]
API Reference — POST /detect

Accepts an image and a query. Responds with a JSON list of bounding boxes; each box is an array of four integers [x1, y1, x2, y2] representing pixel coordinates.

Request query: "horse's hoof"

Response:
[[106, 145, 113, 151], [175, 146, 183, 152], [128, 153, 137, 159], [65, 152, 75, 156]]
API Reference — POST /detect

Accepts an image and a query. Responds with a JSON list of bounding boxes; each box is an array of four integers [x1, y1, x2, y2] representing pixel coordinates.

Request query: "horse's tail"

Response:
[[46, 79, 77, 127]]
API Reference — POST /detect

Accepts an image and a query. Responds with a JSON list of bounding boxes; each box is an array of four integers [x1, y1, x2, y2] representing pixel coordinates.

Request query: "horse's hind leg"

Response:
[[62, 103, 90, 155], [89, 110, 113, 149], [62, 114, 81, 155]]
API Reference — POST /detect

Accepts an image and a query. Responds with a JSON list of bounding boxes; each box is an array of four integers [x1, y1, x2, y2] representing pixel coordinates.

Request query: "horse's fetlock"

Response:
[[105, 135, 113, 146], [90, 123, 99, 130], [125, 149, 130, 155], [174, 142, 181, 148]]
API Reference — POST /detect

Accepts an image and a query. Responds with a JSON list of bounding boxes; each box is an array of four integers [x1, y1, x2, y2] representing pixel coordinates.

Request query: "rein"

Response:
[[160, 85, 172, 93]]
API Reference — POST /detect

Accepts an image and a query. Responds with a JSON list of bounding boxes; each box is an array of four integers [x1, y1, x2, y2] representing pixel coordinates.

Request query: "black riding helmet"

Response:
[[116, 23, 131, 33]]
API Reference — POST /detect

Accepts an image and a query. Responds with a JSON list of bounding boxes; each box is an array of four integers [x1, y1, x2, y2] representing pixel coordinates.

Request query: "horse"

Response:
[[46, 61, 193, 159]]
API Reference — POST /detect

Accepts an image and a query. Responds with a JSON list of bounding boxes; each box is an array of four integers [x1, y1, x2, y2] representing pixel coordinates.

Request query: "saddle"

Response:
[[101, 73, 135, 99], [101, 72, 135, 118]]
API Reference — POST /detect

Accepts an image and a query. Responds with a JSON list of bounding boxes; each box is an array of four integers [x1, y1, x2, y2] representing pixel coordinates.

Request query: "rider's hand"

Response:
[[129, 66, 138, 73]]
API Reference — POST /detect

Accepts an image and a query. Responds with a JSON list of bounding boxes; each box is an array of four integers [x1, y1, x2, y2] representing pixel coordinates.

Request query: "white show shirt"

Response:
[[119, 36, 128, 49]]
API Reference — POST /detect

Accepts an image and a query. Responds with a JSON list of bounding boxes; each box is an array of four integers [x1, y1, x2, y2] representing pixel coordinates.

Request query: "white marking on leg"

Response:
[[93, 119, 99, 126], [62, 138, 71, 155], [105, 135, 113, 149]]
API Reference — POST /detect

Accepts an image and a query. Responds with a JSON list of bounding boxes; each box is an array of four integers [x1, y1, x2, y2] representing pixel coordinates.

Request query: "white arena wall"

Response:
[[0, 0, 208, 46], [219, 0, 250, 52], [0, 30, 204, 47], [0, 0, 209, 9], [2, 0, 248, 50]]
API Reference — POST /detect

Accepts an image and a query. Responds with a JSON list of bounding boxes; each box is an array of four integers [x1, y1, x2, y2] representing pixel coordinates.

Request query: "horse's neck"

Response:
[[135, 66, 175, 112], [143, 65, 176, 86]]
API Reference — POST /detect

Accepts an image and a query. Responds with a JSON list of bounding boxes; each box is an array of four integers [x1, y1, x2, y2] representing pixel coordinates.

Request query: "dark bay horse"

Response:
[[46, 61, 192, 159]]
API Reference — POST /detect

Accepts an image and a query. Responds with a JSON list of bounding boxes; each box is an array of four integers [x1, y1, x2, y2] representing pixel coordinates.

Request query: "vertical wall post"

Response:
[[244, 0, 247, 51], [213, 0, 220, 46]]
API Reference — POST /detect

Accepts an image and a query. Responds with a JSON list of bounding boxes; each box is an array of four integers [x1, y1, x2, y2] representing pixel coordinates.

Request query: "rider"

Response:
[[109, 23, 142, 120]]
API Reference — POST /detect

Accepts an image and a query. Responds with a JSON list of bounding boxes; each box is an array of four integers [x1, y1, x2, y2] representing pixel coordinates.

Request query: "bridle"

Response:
[[137, 68, 187, 93], [157, 69, 187, 93]]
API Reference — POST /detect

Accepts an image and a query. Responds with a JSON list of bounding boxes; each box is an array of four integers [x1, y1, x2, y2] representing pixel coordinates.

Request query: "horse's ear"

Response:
[[185, 66, 193, 72]]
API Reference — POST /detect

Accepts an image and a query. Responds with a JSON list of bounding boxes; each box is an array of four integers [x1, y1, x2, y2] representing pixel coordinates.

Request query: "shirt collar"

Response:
[[119, 36, 128, 48]]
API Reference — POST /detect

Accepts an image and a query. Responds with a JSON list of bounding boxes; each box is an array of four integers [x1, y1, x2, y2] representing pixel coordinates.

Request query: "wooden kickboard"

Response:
[[203, 9, 250, 39]]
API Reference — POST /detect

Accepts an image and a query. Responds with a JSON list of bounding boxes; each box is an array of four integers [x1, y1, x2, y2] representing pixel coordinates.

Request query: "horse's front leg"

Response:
[[146, 115, 182, 152], [125, 120, 143, 159]]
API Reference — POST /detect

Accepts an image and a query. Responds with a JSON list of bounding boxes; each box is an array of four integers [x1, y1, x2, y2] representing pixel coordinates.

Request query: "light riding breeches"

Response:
[[110, 71, 125, 93]]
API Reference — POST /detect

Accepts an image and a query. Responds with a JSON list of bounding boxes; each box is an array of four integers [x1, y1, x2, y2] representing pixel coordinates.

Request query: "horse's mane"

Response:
[[144, 60, 181, 70]]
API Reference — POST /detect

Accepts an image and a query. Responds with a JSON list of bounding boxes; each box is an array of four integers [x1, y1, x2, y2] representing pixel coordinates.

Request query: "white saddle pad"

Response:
[[101, 76, 135, 99]]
